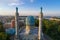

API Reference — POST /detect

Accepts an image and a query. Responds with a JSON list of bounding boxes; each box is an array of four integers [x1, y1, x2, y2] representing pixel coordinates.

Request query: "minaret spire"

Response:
[[38, 7, 43, 40], [41, 7, 42, 13], [41, 7, 43, 17], [15, 7, 19, 40], [16, 7, 19, 16]]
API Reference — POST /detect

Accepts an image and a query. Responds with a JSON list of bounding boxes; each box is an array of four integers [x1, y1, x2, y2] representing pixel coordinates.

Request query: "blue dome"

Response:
[[27, 16, 35, 26], [5, 28, 15, 35]]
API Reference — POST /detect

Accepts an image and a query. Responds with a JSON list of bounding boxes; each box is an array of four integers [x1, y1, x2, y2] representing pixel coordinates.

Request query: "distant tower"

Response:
[[38, 7, 43, 40], [15, 7, 19, 40]]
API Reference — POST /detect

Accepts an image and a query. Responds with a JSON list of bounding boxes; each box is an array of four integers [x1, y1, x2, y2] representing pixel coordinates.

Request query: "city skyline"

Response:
[[0, 0, 60, 16]]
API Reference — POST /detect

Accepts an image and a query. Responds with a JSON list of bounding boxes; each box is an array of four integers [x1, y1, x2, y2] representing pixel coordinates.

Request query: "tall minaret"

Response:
[[15, 7, 19, 40], [38, 7, 43, 40]]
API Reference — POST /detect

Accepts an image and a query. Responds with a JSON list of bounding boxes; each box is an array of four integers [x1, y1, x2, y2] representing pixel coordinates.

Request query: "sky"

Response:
[[0, 0, 60, 16]]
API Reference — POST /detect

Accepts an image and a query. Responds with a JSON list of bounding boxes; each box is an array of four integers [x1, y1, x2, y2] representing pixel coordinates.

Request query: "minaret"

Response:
[[15, 7, 19, 40], [38, 7, 43, 40]]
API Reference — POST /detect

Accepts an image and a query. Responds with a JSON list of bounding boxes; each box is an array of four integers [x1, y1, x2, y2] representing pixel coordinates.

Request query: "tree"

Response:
[[35, 19, 39, 27], [0, 22, 5, 32], [0, 32, 10, 40], [0, 22, 10, 40], [43, 19, 60, 40]]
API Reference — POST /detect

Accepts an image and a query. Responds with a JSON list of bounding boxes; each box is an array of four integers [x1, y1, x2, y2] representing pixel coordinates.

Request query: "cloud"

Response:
[[0, 0, 35, 6], [9, 3, 19, 6], [30, 0, 34, 3], [0, 0, 25, 6], [8, 1, 24, 6], [8, 0, 25, 6]]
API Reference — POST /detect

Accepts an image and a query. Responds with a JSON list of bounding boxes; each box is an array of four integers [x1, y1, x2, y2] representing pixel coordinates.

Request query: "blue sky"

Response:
[[0, 0, 60, 16]]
